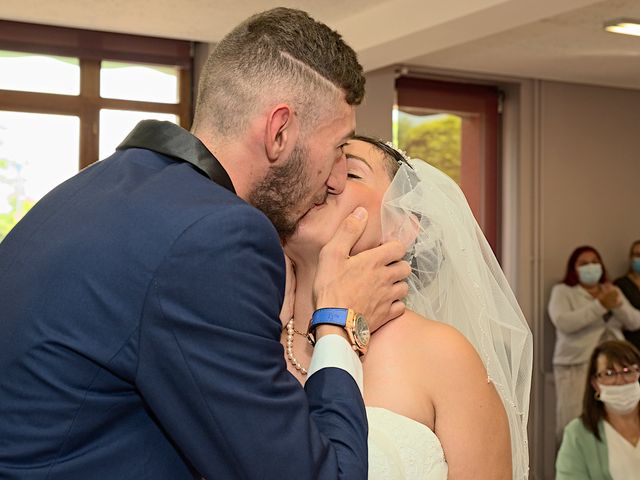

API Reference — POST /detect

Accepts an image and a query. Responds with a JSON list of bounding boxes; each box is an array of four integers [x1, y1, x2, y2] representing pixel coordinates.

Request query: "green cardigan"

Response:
[[555, 418, 612, 480]]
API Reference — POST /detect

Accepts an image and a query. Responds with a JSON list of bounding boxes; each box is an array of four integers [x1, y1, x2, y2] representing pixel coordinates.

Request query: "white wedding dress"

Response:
[[367, 407, 448, 479]]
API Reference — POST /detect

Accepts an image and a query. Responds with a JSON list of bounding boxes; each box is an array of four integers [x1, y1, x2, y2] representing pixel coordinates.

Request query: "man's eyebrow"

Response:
[[345, 153, 372, 171]]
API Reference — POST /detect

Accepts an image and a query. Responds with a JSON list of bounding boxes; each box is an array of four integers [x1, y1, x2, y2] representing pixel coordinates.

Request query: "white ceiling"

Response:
[[409, 0, 640, 90], [1, 0, 639, 90]]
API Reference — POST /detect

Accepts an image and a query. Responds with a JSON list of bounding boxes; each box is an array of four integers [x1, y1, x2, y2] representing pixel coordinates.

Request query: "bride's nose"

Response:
[[327, 153, 347, 194]]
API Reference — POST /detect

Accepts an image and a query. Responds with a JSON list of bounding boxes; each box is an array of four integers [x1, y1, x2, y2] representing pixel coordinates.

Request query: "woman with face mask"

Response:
[[556, 340, 640, 479], [549, 246, 640, 442], [614, 240, 640, 350]]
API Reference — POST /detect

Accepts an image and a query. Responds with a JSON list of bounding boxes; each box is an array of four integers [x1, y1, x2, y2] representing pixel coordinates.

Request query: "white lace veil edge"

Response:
[[381, 159, 533, 480]]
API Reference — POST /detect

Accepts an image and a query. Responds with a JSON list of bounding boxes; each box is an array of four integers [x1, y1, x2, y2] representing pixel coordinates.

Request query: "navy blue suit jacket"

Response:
[[0, 121, 367, 479]]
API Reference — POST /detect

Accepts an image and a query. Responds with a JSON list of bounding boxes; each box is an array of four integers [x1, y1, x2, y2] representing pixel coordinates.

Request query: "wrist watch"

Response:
[[308, 308, 370, 355]]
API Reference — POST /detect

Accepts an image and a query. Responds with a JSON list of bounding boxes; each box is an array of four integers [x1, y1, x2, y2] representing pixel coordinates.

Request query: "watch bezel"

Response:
[[347, 311, 369, 354]]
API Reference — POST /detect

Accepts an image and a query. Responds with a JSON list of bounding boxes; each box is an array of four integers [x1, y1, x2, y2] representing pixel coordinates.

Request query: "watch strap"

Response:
[[309, 308, 350, 330]]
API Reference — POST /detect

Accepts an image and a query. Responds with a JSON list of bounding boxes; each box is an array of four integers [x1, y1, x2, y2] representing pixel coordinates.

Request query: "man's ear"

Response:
[[265, 104, 296, 162]]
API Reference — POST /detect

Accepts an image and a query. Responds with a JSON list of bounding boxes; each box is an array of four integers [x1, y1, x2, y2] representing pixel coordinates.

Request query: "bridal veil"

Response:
[[381, 158, 533, 480]]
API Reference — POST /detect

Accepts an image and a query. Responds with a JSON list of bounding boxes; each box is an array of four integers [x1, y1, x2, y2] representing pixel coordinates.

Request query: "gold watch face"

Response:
[[353, 314, 370, 347]]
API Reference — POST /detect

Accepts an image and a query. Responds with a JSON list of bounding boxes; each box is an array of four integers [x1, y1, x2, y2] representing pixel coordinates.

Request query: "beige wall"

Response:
[[192, 42, 216, 118], [357, 70, 640, 479], [537, 80, 640, 478], [355, 67, 396, 140], [540, 80, 640, 303], [539, 81, 640, 370]]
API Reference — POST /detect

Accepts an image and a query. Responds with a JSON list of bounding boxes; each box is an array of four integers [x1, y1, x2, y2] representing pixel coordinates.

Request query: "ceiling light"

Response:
[[604, 18, 640, 37]]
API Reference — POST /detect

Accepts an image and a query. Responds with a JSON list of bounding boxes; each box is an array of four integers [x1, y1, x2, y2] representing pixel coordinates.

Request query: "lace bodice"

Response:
[[367, 407, 448, 479]]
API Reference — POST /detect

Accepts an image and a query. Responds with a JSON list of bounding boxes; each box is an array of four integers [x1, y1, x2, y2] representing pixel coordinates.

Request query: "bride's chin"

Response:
[[298, 204, 324, 224], [285, 226, 326, 255]]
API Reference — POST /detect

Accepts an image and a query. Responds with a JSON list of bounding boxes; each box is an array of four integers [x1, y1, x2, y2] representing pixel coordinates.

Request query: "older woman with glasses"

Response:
[[556, 340, 640, 479]]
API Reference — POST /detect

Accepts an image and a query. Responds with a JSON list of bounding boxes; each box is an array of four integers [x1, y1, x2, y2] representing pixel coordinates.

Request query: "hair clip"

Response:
[[384, 141, 411, 163]]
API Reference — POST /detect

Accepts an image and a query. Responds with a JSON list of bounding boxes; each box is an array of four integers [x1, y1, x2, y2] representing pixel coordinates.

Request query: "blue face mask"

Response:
[[632, 257, 640, 274], [577, 263, 602, 286]]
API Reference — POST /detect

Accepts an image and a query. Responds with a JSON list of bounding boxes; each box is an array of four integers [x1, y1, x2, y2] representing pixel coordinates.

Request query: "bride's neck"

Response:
[[291, 263, 316, 331], [281, 258, 317, 385]]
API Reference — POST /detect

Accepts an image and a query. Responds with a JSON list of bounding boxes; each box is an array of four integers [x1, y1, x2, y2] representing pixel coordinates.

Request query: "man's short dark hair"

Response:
[[192, 7, 365, 136]]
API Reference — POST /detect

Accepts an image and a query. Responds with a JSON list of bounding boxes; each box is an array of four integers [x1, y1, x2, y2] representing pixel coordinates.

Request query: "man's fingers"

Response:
[[370, 299, 406, 333], [366, 240, 407, 266], [388, 300, 407, 322], [322, 207, 368, 259], [391, 279, 410, 301], [387, 260, 412, 284]]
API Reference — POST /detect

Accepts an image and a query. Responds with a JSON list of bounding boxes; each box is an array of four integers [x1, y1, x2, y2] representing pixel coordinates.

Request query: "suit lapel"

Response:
[[117, 120, 235, 193]]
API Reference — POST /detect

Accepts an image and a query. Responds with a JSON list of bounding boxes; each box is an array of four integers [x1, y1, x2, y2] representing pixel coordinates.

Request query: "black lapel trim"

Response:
[[117, 120, 235, 193]]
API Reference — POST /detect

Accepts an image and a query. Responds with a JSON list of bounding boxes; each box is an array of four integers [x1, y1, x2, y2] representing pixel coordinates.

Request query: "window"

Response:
[[0, 20, 192, 241], [0, 50, 80, 95], [395, 77, 501, 254]]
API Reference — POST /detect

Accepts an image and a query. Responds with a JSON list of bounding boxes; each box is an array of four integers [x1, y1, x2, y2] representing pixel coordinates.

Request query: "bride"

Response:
[[281, 136, 533, 479]]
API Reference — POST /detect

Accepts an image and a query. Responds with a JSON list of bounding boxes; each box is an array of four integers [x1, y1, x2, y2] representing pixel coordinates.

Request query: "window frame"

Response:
[[0, 20, 193, 169], [396, 76, 501, 255]]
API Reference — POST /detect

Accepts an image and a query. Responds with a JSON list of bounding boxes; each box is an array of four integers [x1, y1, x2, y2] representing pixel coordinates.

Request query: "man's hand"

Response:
[[313, 207, 411, 334]]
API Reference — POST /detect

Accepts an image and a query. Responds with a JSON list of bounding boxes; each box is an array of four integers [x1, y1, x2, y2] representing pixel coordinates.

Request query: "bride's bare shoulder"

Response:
[[369, 309, 485, 376], [373, 309, 469, 348], [363, 309, 493, 430]]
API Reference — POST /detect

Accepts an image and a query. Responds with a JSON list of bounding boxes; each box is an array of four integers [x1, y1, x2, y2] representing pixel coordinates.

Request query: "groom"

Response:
[[0, 7, 409, 479]]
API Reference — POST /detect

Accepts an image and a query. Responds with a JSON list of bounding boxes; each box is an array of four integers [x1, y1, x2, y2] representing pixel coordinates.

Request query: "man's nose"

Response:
[[327, 153, 347, 194]]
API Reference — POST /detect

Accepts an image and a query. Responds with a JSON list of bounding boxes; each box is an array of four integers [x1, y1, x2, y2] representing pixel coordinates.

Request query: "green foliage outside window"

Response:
[[396, 113, 461, 184]]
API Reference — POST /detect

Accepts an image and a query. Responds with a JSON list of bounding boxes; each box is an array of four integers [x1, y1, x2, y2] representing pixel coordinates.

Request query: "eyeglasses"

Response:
[[594, 365, 640, 384]]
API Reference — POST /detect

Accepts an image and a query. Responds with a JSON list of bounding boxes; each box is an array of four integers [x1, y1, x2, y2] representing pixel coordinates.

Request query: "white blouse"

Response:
[[549, 283, 640, 365], [604, 420, 640, 480]]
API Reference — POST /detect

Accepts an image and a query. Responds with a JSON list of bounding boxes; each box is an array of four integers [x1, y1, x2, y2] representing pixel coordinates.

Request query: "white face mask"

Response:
[[597, 381, 640, 414], [577, 263, 602, 286]]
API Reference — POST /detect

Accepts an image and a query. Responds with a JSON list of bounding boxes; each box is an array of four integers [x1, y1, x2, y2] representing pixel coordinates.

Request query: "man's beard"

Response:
[[248, 142, 314, 238]]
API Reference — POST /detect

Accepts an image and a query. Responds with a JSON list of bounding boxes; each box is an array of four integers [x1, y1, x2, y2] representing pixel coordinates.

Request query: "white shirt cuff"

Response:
[[307, 334, 363, 394]]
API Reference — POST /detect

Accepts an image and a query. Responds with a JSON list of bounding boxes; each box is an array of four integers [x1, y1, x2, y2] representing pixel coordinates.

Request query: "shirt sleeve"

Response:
[[308, 334, 364, 394], [612, 287, 640, 330], [555, 421, 591, 479], [548, 284, 608, 334]]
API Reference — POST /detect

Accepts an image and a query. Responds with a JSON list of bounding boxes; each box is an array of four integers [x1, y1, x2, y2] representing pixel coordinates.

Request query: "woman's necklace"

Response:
[[286, 318, 309, 375]]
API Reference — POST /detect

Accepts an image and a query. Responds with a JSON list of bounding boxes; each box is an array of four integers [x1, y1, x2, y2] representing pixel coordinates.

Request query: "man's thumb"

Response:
[[352, 206, 367, 221], [327, 207, 368, 256]]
